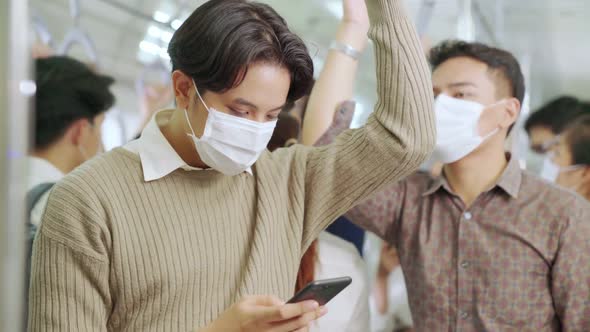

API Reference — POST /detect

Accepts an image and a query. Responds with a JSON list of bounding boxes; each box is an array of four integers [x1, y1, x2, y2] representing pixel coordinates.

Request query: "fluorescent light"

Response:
[[171, 19, 182, 30], [325, 1, 343, 19], [160, 30, 173, 43], [147, 25, 161, 38], [153, 10, 170, 23], [139, 40, 161, 55]]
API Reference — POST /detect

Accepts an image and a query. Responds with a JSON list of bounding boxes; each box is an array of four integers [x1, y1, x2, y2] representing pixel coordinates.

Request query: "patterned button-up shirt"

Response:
[[346, 156, 590, 331]]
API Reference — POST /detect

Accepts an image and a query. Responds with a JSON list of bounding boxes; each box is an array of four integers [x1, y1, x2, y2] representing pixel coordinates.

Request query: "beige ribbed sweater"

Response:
[[28, 1, 435, 330]]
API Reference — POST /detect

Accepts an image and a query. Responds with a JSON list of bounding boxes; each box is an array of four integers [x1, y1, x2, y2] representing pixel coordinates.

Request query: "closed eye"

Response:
[[228, 107, 248, 117]]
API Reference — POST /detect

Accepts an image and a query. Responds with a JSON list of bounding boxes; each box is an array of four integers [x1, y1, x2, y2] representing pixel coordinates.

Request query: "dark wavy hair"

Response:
[[168, 0, 314, 103]]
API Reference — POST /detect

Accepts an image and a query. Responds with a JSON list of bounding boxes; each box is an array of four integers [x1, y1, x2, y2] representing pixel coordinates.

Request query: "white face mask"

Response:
[[432, 94, 500, 163], [539, 154, 585, 182], [184, 80, 277, 176]]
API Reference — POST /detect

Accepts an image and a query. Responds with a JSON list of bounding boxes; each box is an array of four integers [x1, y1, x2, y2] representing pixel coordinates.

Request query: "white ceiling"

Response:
[[31, 0, 590, 122]]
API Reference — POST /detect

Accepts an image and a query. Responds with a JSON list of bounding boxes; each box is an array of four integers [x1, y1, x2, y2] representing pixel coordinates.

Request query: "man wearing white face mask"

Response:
[[28, 0, 436, 331], [309, 40, 590, 331], [542, 115, 590, 201]]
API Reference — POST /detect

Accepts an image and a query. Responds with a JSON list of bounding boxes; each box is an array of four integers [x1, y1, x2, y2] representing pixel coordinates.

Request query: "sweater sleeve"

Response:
[[28, 176, 111, 332], [300, 0, 435, 248]]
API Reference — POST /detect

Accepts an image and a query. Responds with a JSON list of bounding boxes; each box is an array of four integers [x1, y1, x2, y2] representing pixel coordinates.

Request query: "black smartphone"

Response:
[[286, 276, 352, 306]]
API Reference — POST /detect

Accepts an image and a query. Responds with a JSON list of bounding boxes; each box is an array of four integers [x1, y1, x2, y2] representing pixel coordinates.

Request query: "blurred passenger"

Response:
[[304, 40, 590, 331], [524, 96, 588, 154], [135, 82, 174, 136], [363, 233, 412, 332], [25, 55, 114, 328], [29, 55, 114, 229], [28, 0, 435, 331], [268, 111, 369, 332], [544, 114, 590, 200]]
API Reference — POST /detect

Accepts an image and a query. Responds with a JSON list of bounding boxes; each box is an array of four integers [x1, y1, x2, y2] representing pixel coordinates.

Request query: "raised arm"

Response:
[[301, 0, 369, 145], [300, 0, 436, 248]]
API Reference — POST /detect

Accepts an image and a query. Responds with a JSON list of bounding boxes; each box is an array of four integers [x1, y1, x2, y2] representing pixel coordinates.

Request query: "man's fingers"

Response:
[[268, 301, 319, 322], [269, 306, 328, 332], [249, 295, 285, 307]]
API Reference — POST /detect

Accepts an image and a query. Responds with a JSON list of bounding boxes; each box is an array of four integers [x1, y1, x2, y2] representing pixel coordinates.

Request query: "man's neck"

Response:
[[160, 109, 209, 169], [443, 146, 508, 207]]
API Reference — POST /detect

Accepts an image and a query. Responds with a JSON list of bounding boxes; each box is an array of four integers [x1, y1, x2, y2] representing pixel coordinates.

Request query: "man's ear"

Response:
[[172, 70, 193, 110], [66, 118, 89, 146], [499, 97, 521, 129]]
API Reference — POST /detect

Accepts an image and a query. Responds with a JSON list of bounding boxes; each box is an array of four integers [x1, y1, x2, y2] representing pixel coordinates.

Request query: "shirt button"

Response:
[[460, 311, 470, 319], [463, 212, 472, 220], [461, 261, 470, 269]]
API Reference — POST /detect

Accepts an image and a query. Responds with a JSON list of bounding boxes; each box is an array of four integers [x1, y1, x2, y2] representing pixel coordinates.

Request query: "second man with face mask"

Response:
[[306, 40, 590, 331]]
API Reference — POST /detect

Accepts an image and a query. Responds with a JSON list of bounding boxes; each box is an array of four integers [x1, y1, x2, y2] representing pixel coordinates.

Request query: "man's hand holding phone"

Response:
[[200, 295, 328, 332]]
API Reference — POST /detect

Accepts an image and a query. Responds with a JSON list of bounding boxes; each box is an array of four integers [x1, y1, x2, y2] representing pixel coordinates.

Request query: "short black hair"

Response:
[[429, 40, 525, 106], [168, 0, 313, 103], [524, 96, 589, 134], [563, 113, 590, 166], [34, 56, 115, 150]]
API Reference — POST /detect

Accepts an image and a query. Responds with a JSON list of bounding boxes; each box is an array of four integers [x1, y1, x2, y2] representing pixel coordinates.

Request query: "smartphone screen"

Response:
[[287, 276, 352, 306]]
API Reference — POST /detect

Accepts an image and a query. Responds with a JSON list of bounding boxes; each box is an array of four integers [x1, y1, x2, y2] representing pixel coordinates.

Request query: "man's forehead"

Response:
[[432, 58, 502, 92]]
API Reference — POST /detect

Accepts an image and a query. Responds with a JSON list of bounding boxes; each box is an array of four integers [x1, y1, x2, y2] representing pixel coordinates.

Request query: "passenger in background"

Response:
[[364, 233, 413, 332], [28, 55, 114, 229], [304, 39, 590, 331], [25, 55, 114, 327], [524, 95, 588, 154], [135, 82, 174, 137], [267, 111, 369, 332], [544, 114, 590, 201]]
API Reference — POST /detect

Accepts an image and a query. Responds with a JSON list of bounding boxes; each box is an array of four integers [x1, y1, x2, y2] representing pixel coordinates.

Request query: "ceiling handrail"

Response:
[[57, 0, 99, 65]]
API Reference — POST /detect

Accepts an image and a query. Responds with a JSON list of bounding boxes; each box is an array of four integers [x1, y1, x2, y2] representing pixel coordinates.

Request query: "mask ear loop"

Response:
[[183, 108, 198, 137], [184, 78, 206, 138], [192, 78, 210, 111], [479, 99, 510, 140]]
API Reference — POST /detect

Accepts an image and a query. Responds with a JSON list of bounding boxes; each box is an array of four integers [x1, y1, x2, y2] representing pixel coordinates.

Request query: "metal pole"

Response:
[[1, 0, 32, 330], [456, 0, 475, 41], [494, 0, 505, 46], [472, 0, 499, 45], [415, 0, 436, 37]]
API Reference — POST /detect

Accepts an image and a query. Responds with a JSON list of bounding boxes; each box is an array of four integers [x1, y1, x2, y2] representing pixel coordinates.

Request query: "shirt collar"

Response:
[[128, 109, 252, 182], [422, 154, 522, 198], [27, 156, 65, 190], [494, 154, 522, 198]]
